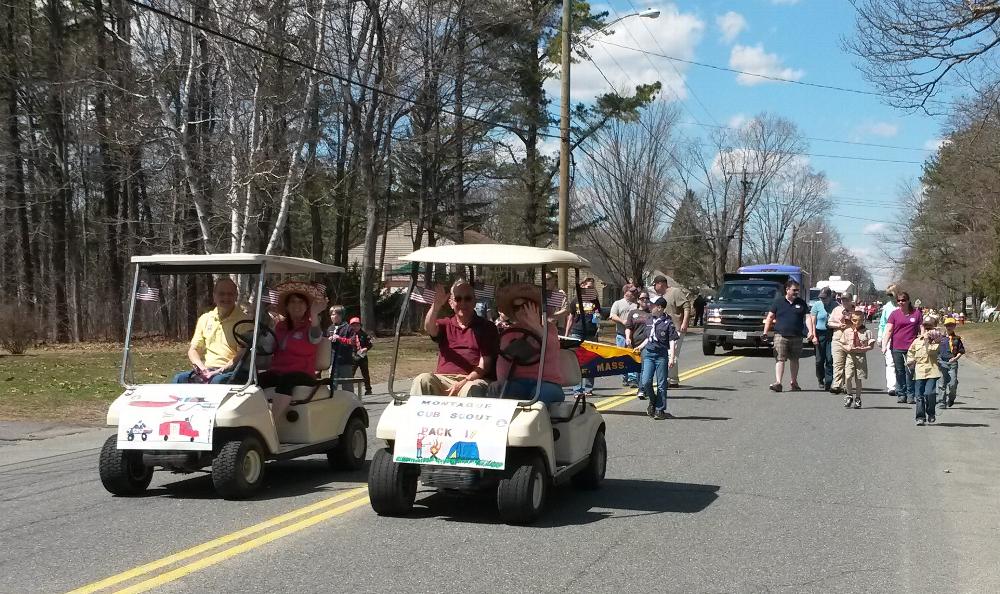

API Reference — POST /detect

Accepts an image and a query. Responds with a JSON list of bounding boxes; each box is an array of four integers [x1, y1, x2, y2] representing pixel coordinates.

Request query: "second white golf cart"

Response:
[[369, 245, 607, 524], [99, 254, 369, 500]]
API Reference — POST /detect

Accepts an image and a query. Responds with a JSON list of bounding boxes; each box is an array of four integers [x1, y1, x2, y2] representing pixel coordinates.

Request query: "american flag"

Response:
[[545, 290, 566, 310], [579, 287, 598, 301], [136, 283, 160, 302], [262, 288, 280, 305], [313, 282, 327, 294], [409, 287, 436, 305], [474, 284, 495, 300]]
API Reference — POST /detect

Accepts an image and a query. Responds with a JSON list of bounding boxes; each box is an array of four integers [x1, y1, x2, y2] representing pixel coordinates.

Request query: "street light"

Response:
[[557, 7, 659, 291]]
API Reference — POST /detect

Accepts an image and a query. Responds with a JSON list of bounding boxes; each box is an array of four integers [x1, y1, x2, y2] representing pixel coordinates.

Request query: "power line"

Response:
[[677, 121, 935, 153]]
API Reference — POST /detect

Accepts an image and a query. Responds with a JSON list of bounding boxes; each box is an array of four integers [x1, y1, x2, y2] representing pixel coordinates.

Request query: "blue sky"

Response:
[[556, 0, 950, 287]]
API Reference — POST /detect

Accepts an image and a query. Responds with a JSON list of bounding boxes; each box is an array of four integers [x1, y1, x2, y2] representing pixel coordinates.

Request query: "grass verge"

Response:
[[0, 335, 438, 424], [956, 322, 1000, 369]]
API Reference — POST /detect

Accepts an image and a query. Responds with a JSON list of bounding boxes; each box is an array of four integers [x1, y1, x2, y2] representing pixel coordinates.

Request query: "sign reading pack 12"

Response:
[[393, 397, 520, 470]]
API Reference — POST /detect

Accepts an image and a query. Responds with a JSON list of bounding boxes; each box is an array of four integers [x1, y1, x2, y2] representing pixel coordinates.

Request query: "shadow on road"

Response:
[[600, 410, 731, 421], [865, 406, 911, 410], [144, 458, 370, 500], [948, 407, 998, 411], [676, 386, 735, 392], [410, 478, 721, 527], [934, 422, 990, 428]]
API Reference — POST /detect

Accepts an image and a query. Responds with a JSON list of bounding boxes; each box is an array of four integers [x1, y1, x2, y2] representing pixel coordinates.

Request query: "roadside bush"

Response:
[[0, 305, 36, 354]]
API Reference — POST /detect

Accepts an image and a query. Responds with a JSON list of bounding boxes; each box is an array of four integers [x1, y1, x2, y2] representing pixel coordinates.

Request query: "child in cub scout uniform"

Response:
[[937, 317, 965, 408], [633, 297, 679, 421], [840, 311, 875, 409], [907, 315, 942, 426]]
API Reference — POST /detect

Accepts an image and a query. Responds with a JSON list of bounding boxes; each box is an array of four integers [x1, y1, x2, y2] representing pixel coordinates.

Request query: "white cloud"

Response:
[[716, 11, 746, 43], [923, 138, 950, 151], [729, 44, 804, 86], [556, 5, 705, 103], [862, 222, 887, 235], [855, 121, 899, 138], [728, 113, 748, 129]]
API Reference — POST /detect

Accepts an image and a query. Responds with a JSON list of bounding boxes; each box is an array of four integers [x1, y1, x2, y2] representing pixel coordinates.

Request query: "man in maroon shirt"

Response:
[[410, 280, 500, 397]]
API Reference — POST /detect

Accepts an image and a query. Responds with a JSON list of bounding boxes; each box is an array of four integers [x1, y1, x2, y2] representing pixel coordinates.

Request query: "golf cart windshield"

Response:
[[120, 254, 343, 389], [390, 244, 590, 407]]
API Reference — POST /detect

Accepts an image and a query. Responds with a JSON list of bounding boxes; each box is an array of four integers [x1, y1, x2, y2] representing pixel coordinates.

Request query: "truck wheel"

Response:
[[99, 435, 153, 496], [212, 436, 266, 500], [571, 431, 607, 490], [497, 453, 548, 525], [368, 448, 417, 516], [702, 335, 716, 356], [328, 416, 367, 471]]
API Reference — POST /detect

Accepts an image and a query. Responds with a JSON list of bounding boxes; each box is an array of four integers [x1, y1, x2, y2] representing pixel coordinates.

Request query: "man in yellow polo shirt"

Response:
[[172, 278, 248, 384]]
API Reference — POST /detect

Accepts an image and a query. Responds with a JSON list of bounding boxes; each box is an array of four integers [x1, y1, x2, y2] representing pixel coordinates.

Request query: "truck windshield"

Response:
[[719, 283, 779, 301]]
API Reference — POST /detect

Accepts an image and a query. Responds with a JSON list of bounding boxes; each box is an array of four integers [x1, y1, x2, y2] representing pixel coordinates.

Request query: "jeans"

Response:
[[914, 377, 939, 420], [937, 360, 959, 402], [814, 329, 833, 388], [570, 333, 595, 394], [172, 368, 244, 384], [640, 347, 669, 413], [501, 378, 566, 404], [891, 349, 914, 400], [615, 334, 638, 384]]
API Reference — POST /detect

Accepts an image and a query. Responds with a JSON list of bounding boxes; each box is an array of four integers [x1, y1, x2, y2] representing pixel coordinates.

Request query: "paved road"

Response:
[[3, 335, 1000, 593]]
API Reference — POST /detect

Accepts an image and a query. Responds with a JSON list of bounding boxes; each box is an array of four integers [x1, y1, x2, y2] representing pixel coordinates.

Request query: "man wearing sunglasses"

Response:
[[763, 279, 814, 392], [411, 280, 500, 398]]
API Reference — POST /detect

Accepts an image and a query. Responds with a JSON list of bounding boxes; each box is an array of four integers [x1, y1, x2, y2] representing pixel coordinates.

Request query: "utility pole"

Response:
[[557, 0, 572, 292], [789, 225, 798, 264], [737, 169, 751, 268]]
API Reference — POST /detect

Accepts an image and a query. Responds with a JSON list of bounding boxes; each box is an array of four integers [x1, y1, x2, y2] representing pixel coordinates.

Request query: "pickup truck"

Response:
[[702, 269, 799, 355]]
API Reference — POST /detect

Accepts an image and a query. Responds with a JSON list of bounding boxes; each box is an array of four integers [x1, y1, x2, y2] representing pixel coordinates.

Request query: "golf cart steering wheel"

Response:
[[498, 327, 543, 367], [233, 319, 276, 356]]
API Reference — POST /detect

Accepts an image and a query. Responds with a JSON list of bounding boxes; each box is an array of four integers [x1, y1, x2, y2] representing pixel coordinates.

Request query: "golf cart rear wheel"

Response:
[[496, 453, 548, 525], [572, 430, 607, 490], [212, 436, 265, 500], [702, 336, 716, 356], [368, 448, 417, 516], [99, 435, 153, 496], [328, 416, 367, 470]]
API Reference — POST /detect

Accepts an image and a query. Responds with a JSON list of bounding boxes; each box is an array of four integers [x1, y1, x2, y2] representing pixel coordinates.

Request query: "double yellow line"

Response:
[[69, 354, 741, 594], [595, 355, 742, 411]]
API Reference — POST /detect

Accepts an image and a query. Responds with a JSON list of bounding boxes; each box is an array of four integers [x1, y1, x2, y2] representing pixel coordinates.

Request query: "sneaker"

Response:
[[669, 381, 680, 389], [653, 411, 669, 420], [896, 397, 907, 404], [364, 389, 373, 396], [916, 419, 925, 426], [906, 398, 916, 404], [844, 395, 853, 408], [928, 416, 936, 424], [853, 399, 862, 409], [819, 381, 826, 389], [888, 389, 897, 397], [583, 391, 594, 398], [769, 383, 783, 393], [661, 412, 676, 419], [789, 383, 802, 392], [637, 392, 648, 400], [646, 403, 655, 418], [948, 397, 956, 407], [830, 387, 843, 395]]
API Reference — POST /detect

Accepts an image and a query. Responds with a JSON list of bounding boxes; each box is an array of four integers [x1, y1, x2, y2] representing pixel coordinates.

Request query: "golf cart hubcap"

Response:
[[242, 449, 262, 483], [531, 470, 544, 508], [351, 428, 365, 458]]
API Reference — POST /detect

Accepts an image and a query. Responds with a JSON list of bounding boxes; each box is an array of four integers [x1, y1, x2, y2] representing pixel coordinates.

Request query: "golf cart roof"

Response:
[[130, 253, 344, 275], [400, 244, 590, 268]]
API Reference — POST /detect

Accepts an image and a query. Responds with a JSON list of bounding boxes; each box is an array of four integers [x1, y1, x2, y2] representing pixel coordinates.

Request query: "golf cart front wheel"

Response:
[[99, 435, 153, 496], [368, 448, 417, 516], [572, 430, 607, 490], [328, 416, 367, 471], [212, 436, 266, 500], [497, 453, 548, 525]]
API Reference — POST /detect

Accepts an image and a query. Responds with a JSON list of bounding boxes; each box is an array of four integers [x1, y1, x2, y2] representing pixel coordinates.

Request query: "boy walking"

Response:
[[937, 317, 965, 408], [633, 297, 679, 420]]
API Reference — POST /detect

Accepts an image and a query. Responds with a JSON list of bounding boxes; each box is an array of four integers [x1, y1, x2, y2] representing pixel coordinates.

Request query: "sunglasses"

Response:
[[898, 298, 908, 302], [453, 295, 475, 303]]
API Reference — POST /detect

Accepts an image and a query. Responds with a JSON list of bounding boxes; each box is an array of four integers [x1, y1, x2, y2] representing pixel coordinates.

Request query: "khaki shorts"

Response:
[[773, 334, 803, 362]]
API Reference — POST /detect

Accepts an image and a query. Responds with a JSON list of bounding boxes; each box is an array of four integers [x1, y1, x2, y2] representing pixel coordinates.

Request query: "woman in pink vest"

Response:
[[260, 281, 327, 419]]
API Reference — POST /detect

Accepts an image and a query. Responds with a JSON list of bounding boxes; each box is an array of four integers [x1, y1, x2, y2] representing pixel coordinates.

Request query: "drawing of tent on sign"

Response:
[[445, 441, 480, 463]]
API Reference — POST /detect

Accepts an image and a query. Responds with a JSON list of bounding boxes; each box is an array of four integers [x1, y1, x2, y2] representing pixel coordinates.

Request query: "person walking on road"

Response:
[[634, 297, 679, 420], [908, 314, 942, 425], [694, 292, 707, 327], [649, 275, 691, 388], [764, 280, 813, 392], [840, 311, 875, 408], [567, 277, 602, 397], [348, 317, 373, 396], [877, 286, 899, 397], [810, 287, 836, 391], [937, 317, 965, 408], [827, 293, 857, 395], [609, 285, 640, 388], [625, 292, 653, 400], [883, 291, 922, 404]]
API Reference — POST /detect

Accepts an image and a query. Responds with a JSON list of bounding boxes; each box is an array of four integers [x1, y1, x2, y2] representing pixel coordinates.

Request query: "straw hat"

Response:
[[496, 283, 542, 318], [273, 281, 325, 317]]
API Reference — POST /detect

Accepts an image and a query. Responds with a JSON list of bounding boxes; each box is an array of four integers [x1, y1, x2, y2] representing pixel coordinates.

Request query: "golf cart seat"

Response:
[[289, 339, 333, 404], [548, 350, 585, 421]]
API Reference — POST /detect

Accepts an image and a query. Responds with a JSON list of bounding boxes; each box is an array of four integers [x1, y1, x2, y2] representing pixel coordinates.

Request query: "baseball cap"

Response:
[[652, 297, 667, 308], [349, 316, 361, 325], [943, 317, 957, 325]]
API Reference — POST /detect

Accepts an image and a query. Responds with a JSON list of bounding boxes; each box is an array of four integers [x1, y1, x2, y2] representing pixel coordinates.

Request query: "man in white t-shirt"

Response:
[[609, 285, 640, 387]]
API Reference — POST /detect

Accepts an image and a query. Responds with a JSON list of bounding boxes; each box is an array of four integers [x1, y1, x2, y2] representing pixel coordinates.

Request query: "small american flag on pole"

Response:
[[474, 284, 495, 300], [545, 290, 566, 311], [409, 287, 436, 305], [579, 287, 598, 301], [136, 283, 160, 302], [313, 282, 327, 294], [262, 288, 280, 305]]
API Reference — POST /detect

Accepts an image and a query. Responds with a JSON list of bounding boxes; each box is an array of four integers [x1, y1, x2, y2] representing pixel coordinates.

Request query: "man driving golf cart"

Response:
[[410, 279, 500, 398], [172, 278, 248, 385]]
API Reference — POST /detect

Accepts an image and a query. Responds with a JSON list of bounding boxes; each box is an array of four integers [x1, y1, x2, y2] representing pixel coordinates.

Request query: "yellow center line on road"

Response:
[[69, 355, 742, 593], [66, 486, 369, 594]]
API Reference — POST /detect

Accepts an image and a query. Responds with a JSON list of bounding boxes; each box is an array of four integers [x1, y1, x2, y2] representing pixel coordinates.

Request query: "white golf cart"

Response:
[[368, 244, 607, 525], [99, 254, 369, 500]]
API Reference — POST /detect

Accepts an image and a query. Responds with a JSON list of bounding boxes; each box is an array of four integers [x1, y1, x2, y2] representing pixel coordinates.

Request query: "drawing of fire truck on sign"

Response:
[[159, 418, 200, 442]]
